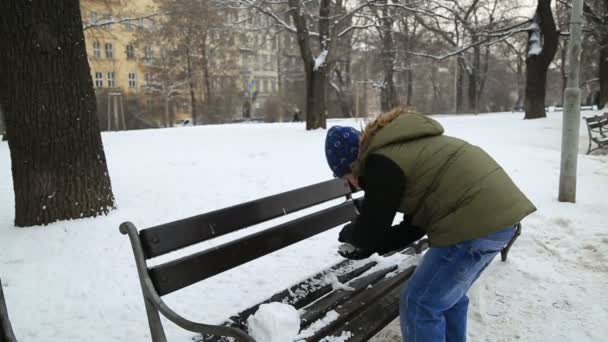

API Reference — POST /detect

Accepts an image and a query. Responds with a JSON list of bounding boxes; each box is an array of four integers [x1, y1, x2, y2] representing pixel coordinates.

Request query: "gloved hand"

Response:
[[338, 222, 356, 244], [375, 224, 426, 255], [338, 243, 375, 260]]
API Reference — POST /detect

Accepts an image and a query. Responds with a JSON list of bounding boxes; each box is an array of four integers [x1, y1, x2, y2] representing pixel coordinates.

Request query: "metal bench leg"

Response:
[[501, 224, 522, 262], [144, 297, 167, 342], [0, 278, 18, 342]]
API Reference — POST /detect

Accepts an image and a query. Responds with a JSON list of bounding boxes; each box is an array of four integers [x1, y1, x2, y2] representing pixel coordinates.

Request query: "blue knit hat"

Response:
[[325, 126, 361, 177]]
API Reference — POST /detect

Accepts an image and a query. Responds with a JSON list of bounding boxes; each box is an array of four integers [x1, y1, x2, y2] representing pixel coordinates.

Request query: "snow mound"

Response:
[[247, 302, 301, 342]]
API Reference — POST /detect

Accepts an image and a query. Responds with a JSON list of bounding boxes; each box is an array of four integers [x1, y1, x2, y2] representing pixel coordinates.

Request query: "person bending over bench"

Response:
[[324, 107, 536, 342]]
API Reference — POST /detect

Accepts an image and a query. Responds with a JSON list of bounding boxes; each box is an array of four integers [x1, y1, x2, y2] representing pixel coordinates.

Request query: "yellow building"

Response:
[[80, 0, 157, 95], [80, 0, 283, 124]]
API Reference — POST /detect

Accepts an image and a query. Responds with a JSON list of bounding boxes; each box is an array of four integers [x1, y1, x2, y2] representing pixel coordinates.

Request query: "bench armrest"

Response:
[[120, 222, 255, 342]]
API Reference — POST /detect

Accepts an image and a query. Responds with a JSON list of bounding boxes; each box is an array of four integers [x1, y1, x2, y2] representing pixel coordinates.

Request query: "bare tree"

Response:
[[395, 13, 421, 107], [577, 0, 608, 108], [223, 0, 382, 129], [503, 39, 527, 109]]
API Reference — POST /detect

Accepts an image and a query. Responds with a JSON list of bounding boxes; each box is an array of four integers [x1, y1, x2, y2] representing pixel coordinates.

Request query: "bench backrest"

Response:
[[584, 113, 608, 132], [138, 179, 358, 296]]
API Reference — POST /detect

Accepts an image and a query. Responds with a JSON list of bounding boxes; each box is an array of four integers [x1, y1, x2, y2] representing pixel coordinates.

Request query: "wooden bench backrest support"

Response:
[[138, 179, 357, 296]]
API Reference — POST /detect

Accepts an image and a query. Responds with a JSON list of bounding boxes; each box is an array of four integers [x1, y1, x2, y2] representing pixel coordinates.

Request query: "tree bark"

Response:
[[0, 0, 115, 227], [379, 0, 398, 112], [308, 69, 328, 129], [525, 0, 559, 119], [600, 43, 608, 108]]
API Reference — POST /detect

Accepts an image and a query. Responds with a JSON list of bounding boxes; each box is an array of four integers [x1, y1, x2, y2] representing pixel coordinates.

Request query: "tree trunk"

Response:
[[525, 0, 559, 119], [0, 0, 115, 227], [307, 69, 328, 129], [0, 105, 5, 136], [186, 49, 197, 125], [333, 68, 353, 118], [478, 46, 490, 109], [515, 56, 525, 109], [288, 0, 329, 130], [456, 59, 466, 112], [599, 43, 608, 108], [163, 95, 170, 127], [467, 44, 480, 113], [201, 37, 212, 117], [431, 62, 440, 113], [406, 69, 414, 106], [380, 0, 398, 112]]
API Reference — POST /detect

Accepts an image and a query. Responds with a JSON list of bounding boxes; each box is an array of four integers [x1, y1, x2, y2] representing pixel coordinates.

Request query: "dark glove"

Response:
[[337, 243, 375, 260], [376, 224, 426, 255], [338, 222, 356, 244]]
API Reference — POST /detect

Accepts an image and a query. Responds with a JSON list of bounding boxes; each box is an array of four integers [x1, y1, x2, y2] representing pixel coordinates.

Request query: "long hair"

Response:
[[359, 107, 419, 156]]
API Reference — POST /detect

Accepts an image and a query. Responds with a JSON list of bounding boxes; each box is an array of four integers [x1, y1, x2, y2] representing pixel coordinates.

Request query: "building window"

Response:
[[144, 45, 153, 59], [144, 73, 151, 85], [272, 80, 277, 92], [102, 13, 111, 27], [107, 72, 115, 88], [105, 42, 113, 58], [94, 72, 103, 88], [90, 11, 98, 24], [138, 18, 144, 29], [126, 44, 135, 59], [124, 21, 133, 31], [92, 41, 101, 58], [128, 72, 137, 88], [148, 18, 156, 31]]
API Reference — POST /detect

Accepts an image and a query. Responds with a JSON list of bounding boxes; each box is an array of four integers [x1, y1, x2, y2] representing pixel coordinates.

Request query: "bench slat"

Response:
[[140, 178, 352, 259], [305, 266, 416, 342], [224, 260, 377, 331], [321, 279, 406, 342], [149, 201, 358, 296], [299, 265, 398, 330], [196, 260, 379, 341]]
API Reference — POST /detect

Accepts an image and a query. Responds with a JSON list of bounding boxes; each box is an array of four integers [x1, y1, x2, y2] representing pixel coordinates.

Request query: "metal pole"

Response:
[[558, 0, 584, 203]]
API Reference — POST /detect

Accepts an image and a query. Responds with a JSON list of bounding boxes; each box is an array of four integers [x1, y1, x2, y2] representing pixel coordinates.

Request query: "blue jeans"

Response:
[[400, 226, 516, 342]]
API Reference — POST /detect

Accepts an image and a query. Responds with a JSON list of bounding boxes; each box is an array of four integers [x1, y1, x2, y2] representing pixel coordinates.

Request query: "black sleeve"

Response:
[[350, 154, 426, 253]]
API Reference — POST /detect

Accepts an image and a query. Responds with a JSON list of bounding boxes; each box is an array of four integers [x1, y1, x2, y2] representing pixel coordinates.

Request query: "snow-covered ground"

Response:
[[1, 111, 607, 342]]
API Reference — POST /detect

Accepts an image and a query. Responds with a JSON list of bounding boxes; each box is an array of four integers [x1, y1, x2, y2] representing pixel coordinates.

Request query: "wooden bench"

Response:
[[120, 179, 429, 341], [584, 113, 608, 154], [0, 278, 18, 342]]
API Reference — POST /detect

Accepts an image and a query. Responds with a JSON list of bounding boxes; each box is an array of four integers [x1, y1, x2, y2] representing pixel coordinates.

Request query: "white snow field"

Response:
[[0, 111, 606, 341]]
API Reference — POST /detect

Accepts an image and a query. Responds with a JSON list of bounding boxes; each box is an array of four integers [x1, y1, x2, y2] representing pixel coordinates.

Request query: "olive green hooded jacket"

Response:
[[352, 113, 537, 246]]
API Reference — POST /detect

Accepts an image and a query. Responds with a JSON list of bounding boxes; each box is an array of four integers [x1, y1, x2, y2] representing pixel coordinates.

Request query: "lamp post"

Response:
[[558, 0, 584, 203]]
